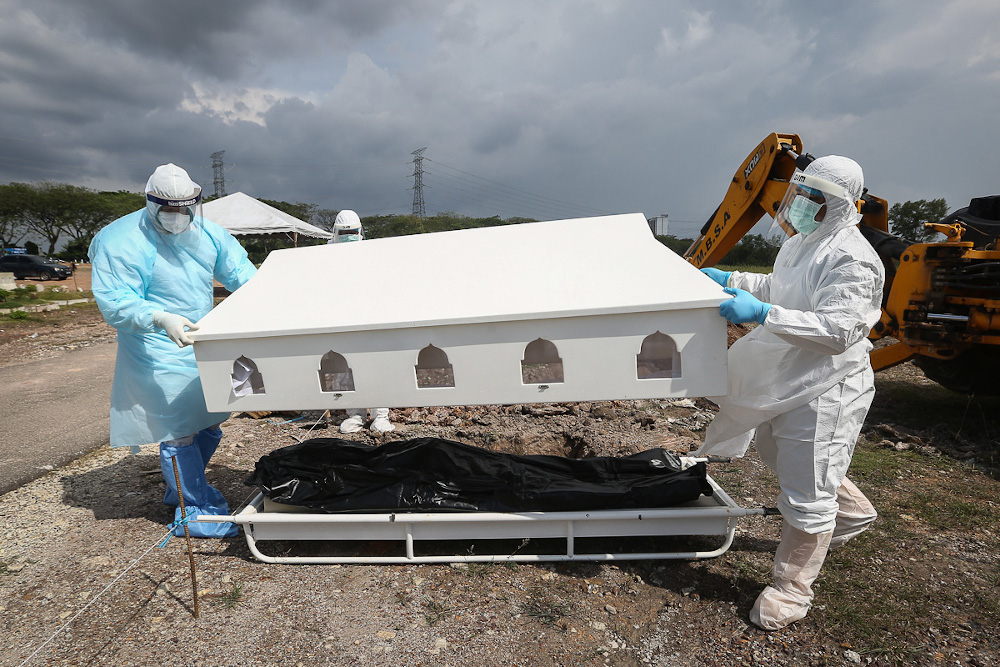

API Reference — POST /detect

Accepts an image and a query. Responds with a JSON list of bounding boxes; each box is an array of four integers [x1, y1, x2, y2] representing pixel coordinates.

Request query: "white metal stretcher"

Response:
[[196, 465, 774, 564]]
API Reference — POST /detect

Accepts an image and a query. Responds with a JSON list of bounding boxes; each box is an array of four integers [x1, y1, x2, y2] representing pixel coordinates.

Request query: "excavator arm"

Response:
[[681, 133, 1000, 393], [683, 133, 808, 268]]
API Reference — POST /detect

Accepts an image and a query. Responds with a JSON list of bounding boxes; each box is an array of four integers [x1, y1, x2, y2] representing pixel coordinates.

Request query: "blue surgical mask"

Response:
[[337, 234, 361, 243], [787, 195, 823, 235]]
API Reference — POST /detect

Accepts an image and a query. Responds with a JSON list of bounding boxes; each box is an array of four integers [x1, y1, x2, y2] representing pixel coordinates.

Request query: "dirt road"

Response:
[[0, 342, 114, 495]]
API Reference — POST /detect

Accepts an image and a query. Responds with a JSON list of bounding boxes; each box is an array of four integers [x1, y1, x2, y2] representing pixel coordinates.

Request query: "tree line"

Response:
[[0, 179, 951, 264], [0, 182, 145, 258]]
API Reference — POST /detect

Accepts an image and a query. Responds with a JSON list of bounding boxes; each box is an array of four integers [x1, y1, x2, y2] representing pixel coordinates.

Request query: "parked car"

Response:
[[0, 254, 73, 281]]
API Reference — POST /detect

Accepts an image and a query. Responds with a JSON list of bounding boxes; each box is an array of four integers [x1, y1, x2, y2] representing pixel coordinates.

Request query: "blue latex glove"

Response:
[[700, 267, 732, 287], [720, 287, 772, 324]]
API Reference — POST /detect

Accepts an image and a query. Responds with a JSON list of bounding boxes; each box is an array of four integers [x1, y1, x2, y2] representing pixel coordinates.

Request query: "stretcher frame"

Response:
[[199, 474, 769, 564]]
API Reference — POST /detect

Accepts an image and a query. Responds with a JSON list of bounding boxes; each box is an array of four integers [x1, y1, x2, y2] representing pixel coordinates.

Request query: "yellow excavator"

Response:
[[684, 132, 1000, 395]]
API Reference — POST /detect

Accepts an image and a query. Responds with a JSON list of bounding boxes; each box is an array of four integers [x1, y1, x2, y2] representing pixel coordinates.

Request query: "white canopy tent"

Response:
[[202, 192, 333, 242]]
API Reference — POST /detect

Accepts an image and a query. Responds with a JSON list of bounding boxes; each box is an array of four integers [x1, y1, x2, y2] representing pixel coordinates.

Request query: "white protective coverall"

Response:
[[697, 155, 884, 629], [90, 164, 257, 537], [327, 210, 394, 434]]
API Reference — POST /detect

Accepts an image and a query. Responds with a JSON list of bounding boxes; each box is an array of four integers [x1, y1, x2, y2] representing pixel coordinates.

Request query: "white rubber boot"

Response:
[[751, 520, 833, 631], [370, 408, 394, 433], [829, 477, 877, 550]]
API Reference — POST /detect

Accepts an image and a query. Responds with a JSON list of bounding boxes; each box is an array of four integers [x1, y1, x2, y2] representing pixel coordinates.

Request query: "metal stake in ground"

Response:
[[170, 456, 200, 619]]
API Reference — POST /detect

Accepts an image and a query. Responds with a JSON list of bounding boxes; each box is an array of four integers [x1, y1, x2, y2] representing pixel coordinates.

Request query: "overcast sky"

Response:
[[1, 0, 998, 239]]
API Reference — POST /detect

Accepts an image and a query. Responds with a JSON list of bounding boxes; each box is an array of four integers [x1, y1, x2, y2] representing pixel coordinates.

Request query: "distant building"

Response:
[[647, 214, 669, 236]]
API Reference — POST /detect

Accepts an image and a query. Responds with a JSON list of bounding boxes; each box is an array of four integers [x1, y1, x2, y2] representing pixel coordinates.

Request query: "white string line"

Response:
[[20, 415, 323, 664], [16, 526, 177, 667]]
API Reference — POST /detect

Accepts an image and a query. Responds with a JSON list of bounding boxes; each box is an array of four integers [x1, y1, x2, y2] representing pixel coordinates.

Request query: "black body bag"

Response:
[[245, 437, 712, 513]]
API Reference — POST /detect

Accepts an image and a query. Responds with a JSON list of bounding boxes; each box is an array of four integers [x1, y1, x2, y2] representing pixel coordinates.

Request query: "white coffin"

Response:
[[191, 213, 729, 412]]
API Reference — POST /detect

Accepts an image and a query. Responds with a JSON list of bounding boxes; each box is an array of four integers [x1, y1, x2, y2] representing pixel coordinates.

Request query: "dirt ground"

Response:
[[1, 307, 998, 666]]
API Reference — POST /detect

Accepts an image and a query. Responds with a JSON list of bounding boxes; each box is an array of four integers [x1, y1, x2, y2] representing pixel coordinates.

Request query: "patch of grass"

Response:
[[814, 434, 1000, 665], [422, 598, 453, 626], [847, 445, 912, 485], [0, 287, 93, 309], [715, 264, 773, 274], [212, 581, 248, 609], [907, 491, 996, 530], [519, 586, 571, 626], [464, 561, 495, 579]]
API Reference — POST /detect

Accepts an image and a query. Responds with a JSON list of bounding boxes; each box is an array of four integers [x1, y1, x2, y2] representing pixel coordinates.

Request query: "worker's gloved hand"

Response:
[[152, 310, 199, 347], [700, 267, 732, 287], [720, 287, 772, 324]]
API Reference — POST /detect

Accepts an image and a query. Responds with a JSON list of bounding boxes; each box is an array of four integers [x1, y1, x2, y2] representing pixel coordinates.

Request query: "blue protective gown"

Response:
[[89, 210, 257, 447]]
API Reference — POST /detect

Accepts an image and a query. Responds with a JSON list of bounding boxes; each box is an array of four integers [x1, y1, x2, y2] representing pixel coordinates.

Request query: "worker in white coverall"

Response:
[[89, 164, 257, 538], [697, 155, 884, 630], [327, 210, 395, 434]]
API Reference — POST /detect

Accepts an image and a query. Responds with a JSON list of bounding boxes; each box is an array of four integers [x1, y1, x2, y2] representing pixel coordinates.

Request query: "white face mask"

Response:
[[158, 211, 192, 234], [787, 195, 823, 235]]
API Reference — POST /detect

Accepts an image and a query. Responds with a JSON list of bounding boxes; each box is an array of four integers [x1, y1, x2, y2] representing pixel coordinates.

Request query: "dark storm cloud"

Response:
[[0, 0, 999, 233], [26, 0, 437, 79]]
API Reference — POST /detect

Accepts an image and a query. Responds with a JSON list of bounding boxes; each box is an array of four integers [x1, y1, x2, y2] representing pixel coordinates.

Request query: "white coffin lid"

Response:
[[192, 213, 726, 342]]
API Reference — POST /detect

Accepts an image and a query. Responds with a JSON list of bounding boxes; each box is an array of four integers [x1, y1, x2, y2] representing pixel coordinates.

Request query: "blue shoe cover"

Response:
[[160, 441, 237, 538], [172, 505, 238, 538], [194, 426, 223, 465]]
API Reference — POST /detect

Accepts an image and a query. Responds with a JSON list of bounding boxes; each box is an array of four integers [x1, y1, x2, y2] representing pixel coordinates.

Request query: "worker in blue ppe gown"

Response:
[[326, 210, 395, 434], [697, 156, 884, 630], [89, 163, 257, 538]]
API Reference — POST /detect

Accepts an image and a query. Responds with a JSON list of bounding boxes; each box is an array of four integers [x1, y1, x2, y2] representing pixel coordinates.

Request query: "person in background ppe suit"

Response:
[[327, 209, 395, 434], [89, 163, 257, 538], [697, 156, 884, 630]]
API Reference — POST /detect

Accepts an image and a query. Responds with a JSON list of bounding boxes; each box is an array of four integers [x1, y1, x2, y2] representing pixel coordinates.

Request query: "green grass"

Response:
[[422, 598, 453, 626], [715, 264, 773, 274], [212, 581, 249, 609], [0, 294, 99, 323], [812, 436, 1000, 665], [0, 286, 93, 308], [519, 586, 571, 626]]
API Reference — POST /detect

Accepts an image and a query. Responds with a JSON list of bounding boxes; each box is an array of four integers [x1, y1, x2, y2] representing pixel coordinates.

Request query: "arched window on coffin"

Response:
[[415, 344, 455, 388], [636, 332, 680, 379], [232, 355, 266, 396], [521, 338, 564, 384], [318, 351, 356, 392]]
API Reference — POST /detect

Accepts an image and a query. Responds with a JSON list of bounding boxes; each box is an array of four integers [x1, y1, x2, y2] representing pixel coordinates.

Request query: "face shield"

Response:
[[144, 163, 203, 235], [331, 210, 364, 243], [146, 193, 203, 234], [771, 171, 850, 238], [334, 227, 362, 242]]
